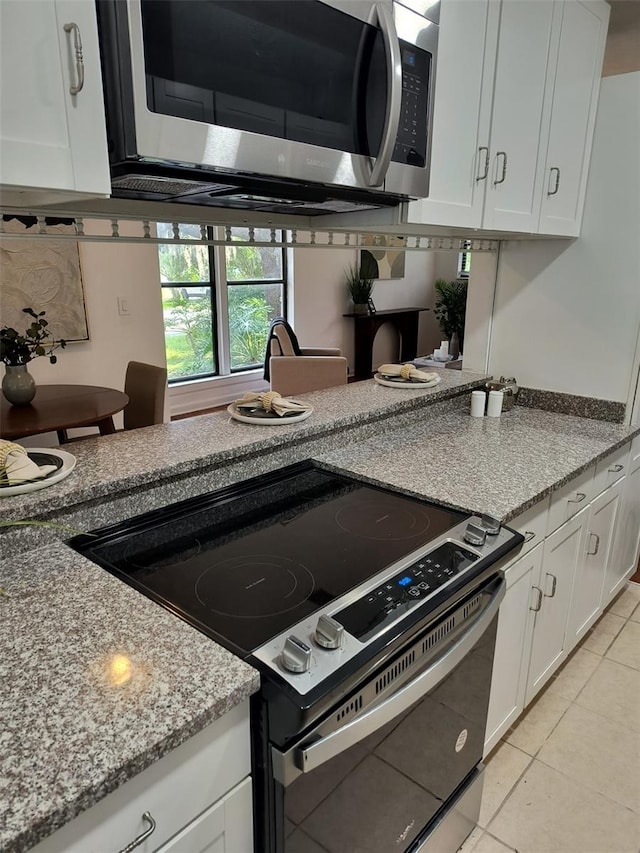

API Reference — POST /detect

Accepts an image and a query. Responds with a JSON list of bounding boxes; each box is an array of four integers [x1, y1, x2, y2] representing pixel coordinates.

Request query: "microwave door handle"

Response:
[[368, 3, 402, 187], [272, 578, 505, 787]]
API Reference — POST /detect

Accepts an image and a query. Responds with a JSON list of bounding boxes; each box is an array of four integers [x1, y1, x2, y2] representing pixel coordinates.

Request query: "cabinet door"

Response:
[[565, 480, 622, 651], [537, 0, 610, 236], [0, 0, 109, 201], [156, 778, 253, 853], [605, 459, 640, 604], [407, 0, 499, 228], [525, 507, 588, 706], [485, 543, 542, 755], [482, 0, 555, 232]]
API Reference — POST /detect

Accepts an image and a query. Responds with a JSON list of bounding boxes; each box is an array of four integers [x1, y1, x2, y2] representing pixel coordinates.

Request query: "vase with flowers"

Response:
[[345, 264, 375, 315], [1, 308, 66, 405]]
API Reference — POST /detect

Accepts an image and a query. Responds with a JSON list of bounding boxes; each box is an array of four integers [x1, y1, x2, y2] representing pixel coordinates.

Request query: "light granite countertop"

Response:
[[2, 373, 639, 853]]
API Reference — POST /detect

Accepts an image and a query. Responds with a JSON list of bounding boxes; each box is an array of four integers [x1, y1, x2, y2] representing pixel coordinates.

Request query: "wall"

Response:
[[487, 71, 640, 405], [602, 0, 640, 77]]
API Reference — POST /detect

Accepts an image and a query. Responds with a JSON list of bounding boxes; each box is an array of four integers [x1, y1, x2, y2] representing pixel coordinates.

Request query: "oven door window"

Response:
[[279, 615, 496, 853], [140, 0, 387, 157]]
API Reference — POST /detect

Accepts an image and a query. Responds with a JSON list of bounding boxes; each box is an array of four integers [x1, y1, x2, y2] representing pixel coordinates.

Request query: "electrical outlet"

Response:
[[117, 296, 130, 316]]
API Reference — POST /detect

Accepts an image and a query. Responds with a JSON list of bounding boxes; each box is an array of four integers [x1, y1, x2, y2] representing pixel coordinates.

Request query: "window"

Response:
[[458, 242, 471, 279], [158, 225, 287, 382]]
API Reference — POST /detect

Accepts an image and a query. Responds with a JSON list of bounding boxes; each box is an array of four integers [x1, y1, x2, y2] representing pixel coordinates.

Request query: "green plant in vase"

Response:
[[1, 308, 66, 405], [433, 279, 468, 357], [345, 264, 374, 314]]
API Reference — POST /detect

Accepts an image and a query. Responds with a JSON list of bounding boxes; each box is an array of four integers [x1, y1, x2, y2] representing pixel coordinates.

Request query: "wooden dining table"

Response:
[[0, 384, 129, 442]]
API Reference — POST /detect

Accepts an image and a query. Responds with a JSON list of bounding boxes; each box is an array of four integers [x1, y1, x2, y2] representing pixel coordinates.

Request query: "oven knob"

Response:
[[463, 522, 487, 547], [480, 514, 501, 535], [314, 614, 344, 650], [281, 636, 312, 674]]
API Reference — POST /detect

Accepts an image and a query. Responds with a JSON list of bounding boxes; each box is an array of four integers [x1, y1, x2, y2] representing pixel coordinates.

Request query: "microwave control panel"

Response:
[[393, 42, 431, 168]]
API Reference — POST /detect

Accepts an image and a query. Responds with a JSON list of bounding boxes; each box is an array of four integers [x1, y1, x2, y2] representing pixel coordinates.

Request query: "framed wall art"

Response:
[[0, 218, 89, 342], [360, 234, 407, 280]]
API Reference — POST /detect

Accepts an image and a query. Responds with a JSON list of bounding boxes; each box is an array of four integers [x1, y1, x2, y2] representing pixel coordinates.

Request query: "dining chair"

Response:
[[264, 318, 348, 397], [58, 361, 167, 443]]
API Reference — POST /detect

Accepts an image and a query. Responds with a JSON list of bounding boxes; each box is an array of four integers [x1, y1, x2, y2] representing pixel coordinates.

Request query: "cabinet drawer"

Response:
[[546, 465, 595, 536], [593, 443, 630, 496], [508, 496, 550, 558], [630, 433, 640, 473], [31, 701, 251, 853]]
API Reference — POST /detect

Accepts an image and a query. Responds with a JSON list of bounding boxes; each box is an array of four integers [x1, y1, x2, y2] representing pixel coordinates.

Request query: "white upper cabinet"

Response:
[[537, 0, 610, 236], [407, 0, 609, 236], [0, 0, 110, 205]]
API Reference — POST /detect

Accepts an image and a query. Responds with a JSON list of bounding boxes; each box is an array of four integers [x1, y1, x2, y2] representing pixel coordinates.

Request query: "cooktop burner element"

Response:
[[194, 555, 315, 619], [335, 499, 432, 540], [71, 463, 522, 664]]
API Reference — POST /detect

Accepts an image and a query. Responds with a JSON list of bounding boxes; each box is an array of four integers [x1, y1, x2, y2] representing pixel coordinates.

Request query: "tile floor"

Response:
[[460, 581, 640, 853]]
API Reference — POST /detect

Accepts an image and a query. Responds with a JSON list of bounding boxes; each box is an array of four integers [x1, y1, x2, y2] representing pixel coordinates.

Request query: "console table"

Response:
[[343, 307, 429, 380]]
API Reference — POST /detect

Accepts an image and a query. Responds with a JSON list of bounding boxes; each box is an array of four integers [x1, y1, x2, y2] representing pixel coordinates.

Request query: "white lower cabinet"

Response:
[[525, 507, 589, 706], [565, 479, 623, 647], [31, 701, 253, 853], [604, 442, 640, 604], [485, 543, 542, 754]]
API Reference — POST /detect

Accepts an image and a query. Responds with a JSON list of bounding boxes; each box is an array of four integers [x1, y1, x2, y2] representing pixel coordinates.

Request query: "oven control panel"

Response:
[[334, 542, 478, 643], [252, 518, 523, 694]]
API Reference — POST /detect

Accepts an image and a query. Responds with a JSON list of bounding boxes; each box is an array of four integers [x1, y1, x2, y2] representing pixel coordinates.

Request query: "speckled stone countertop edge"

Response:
[[0, 375, 487, 523], [15, 678, 258, 853]]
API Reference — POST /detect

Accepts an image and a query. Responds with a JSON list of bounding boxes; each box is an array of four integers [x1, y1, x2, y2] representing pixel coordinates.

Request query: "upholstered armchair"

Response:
[[264, 318, 348, 397]]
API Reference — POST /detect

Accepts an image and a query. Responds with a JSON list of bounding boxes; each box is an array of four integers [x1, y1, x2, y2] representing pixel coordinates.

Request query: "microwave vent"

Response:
[[112, 175, 232, 197]]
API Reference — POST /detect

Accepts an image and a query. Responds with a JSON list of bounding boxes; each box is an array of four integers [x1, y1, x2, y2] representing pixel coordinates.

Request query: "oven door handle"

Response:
[[367, 3, 402, 187], [272, 578, 505, 787]]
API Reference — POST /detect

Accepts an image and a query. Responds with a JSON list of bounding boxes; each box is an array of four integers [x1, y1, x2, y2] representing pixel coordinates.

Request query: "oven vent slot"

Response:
[[463, 595, 482, 621], [335, 694, 363, 723], [422, 615, 456, 654], [375, 649, 416, 695]]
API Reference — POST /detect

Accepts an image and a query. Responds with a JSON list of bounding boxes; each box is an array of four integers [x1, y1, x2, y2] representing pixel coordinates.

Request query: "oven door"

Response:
[[114, 0, 434, 195], [268, 575, 504, 853]]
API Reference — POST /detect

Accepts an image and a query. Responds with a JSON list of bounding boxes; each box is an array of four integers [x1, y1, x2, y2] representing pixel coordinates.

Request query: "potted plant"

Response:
[[1, 308, 66, 405], [433, 279, 468, 358], [345, 264, 374, 314]]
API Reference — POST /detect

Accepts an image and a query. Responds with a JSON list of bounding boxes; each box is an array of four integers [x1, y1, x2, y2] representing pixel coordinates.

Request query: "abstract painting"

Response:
[[0, 219, 89, 341], [360, 235, 407, 280]]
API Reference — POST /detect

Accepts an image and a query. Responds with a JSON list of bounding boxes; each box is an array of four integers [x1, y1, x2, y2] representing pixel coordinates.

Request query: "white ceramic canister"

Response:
[[471, 390, 486, 417], [487, 390, 504, 417]]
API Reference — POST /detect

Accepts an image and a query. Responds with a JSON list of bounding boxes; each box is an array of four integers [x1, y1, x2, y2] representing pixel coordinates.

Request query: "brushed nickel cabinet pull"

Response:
[[494, 151, 508, 185], [548, 167, 560, 195], [523, 530, 536, 542], [530, 586, 543, 612], [567, 492, 587, 504], [118, 812, 156, 853], [476, 146, 489, 182], [63, 22, 85, 95], [544, 572, 557, 598], [608, 464, 624, 473], [587, 533, 600, 556]]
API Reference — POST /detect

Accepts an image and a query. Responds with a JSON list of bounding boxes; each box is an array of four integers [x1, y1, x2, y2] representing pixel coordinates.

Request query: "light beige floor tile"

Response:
[[506, 688, 570, 755], [580, 611, 627, 655], [471, 833, 516, 853], [606, 619, 640, 671], [546, 646, 601, 701], [458, 825, 483, 852], [488, 760, 640, 853], [537, 703, 640, 813], [631, 603, 640, 623], [577, 658, 640, 733], [608, 583, 640, 618], [478, 742, 531, 827]]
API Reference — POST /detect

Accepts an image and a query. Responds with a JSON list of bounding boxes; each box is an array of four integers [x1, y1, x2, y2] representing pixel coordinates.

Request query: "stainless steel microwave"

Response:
[[96, 0, 439, 216]]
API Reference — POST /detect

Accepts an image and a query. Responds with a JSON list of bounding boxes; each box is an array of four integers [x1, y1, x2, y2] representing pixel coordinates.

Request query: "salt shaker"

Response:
[[471, 390, 486, 417], [487, 390, 504, 417]]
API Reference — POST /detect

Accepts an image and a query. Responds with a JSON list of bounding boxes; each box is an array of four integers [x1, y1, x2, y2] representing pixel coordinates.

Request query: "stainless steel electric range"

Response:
[[72, 461, 523, 853]]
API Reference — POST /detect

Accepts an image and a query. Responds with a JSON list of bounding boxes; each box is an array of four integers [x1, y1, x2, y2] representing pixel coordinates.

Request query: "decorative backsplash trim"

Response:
[[517, 387, 626, 424]]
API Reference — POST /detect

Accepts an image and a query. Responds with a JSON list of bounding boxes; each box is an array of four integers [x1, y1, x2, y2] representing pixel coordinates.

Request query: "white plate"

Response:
[[374, 373, 442, 389], [0, 448, 77, 497], [227, 401, 313, 425]]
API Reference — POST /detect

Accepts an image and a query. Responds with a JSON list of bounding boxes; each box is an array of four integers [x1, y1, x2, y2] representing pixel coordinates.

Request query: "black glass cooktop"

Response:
[[72, 463, 467, 656]]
